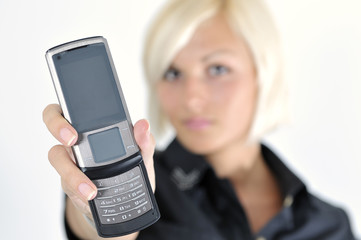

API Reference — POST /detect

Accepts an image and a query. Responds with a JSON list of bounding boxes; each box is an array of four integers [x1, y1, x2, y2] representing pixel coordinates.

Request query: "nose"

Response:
[[183, 76, 208, 113]]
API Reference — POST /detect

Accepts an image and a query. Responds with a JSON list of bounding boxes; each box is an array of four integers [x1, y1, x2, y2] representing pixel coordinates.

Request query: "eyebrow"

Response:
[[201, 49, 236, 62], [167, 64, 180, 70]]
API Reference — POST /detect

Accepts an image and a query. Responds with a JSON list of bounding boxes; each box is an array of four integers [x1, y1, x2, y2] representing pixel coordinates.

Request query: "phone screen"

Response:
[[53, 43, 126, 133]]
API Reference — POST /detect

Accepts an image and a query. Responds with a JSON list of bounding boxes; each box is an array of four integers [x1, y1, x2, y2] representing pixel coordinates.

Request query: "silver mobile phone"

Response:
[[45, 36, 160, 237]]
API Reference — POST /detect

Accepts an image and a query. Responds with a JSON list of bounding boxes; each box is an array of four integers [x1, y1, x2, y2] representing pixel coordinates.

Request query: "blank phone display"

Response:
[[53, 44, 126, 133], [88, 127, 126, 163]]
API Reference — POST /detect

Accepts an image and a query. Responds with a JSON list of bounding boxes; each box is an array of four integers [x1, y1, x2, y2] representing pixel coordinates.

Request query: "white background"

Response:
[[0, 0, 359, 239]]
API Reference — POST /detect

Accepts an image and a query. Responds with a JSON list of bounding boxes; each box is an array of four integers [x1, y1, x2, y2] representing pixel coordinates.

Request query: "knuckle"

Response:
[[48, 144, 64, 164], [42, 105, 51, 123], [43, 104, 64, 131], [42, 104, 58, 123]]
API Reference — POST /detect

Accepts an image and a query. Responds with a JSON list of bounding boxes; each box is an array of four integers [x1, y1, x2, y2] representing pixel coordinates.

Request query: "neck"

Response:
[[205, 141, 262, 180], [206, 141, 282, 233]]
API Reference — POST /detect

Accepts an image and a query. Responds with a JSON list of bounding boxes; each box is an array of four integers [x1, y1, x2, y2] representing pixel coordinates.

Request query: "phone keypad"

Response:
[[92, 166, 152, 224]]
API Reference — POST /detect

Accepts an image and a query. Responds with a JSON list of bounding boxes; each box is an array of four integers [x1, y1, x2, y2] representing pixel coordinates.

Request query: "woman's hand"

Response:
[[42, 104, 156, 240]]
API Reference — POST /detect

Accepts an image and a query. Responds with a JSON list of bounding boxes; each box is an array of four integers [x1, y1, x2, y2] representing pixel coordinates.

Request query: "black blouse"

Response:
[[66, 139, 355, 240]]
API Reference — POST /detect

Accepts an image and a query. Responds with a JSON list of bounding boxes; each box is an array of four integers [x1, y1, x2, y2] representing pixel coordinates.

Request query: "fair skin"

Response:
[[43, 104, 154, 240], [43, 14, 281, 239], [158, 14, 282, 232]]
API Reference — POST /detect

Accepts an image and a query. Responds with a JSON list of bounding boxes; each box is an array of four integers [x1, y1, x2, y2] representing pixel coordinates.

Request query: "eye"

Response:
[[208, 65, 229, 77], [163, 67, 182, 82]]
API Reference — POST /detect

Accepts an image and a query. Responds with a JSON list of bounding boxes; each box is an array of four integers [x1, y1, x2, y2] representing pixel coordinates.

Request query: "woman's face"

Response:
[[157, 14, 258, 155]]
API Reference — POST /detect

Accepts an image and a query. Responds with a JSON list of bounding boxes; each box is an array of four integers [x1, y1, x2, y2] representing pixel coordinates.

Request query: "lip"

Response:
[[184, 117, 212, 130]]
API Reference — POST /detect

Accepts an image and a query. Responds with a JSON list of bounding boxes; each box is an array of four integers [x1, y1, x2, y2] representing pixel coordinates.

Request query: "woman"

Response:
[[43, 0, 355, 239]]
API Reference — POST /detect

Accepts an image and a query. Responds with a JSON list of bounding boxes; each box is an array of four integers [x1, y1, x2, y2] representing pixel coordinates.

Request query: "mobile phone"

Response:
[[45, 36, 160, 237]]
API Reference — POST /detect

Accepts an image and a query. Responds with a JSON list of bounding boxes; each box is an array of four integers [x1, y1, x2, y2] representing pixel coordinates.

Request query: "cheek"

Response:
[[217, 78, 258, 132], [156, 84, 179, 118]]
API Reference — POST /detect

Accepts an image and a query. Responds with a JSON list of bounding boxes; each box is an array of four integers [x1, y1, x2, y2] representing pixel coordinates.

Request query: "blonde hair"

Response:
[[143, 0, 288, 142]]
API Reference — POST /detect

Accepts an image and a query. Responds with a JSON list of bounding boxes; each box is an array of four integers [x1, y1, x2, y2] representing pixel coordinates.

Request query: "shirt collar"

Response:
[[261, 144, 306, 199], [162, 138, 307, 199], [162, 139, 209, 190]]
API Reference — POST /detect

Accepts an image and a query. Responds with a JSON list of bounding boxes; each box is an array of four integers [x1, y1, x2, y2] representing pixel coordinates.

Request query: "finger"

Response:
[[133, 119, 155, 162], [48, 145, 97, 201], [43, 104, 78, 146], [133, 119, 156, 190]]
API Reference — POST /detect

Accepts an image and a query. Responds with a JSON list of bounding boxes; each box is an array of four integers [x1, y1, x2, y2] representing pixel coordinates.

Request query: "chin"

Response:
[[177, 134, 222, 155], [176, 129, 252, 157]]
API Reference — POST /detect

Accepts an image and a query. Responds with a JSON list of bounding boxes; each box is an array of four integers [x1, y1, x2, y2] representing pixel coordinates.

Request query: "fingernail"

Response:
[[78, 183, 97, 200], [60, 128, 76, 146]]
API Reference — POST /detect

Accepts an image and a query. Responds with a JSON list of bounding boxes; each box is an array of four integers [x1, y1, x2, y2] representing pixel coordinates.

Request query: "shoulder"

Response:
[[260, 144, 355, 239], [293, 189, 355, 239], [308, 194, 352, 226]]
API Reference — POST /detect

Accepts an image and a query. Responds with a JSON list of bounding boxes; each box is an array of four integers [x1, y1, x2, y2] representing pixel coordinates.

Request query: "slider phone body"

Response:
[[45, 36, 160, 238]]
